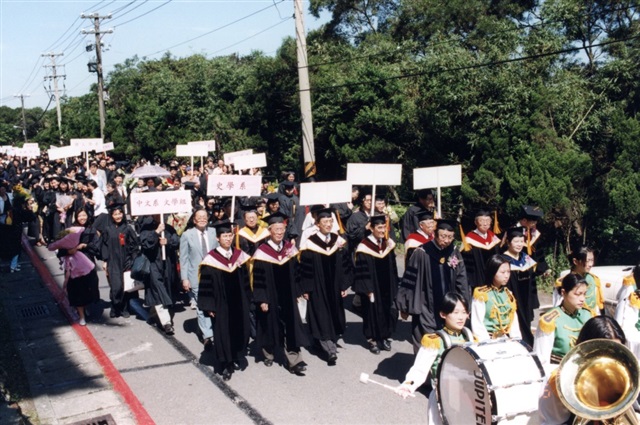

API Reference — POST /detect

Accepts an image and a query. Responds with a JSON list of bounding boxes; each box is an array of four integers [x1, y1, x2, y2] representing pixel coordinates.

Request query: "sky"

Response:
[[0, 0, 329, 109]]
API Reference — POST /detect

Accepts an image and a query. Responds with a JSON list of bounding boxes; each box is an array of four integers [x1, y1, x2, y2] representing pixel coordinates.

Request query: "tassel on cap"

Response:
[[493, 211, 502, 234], [459, 223, 470, 252]]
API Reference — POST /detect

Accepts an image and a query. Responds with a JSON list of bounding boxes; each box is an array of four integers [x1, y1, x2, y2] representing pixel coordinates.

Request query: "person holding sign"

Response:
[[139, 214, 180, 335], [353, 215, 399, 354], [197, 220, 252, 381], [298, 208, 353, 365], [396, 219, 469, 352], [252, 212, 309, 375]]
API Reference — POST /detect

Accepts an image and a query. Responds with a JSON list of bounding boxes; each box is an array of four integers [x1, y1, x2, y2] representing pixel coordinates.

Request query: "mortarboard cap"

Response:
[[369, 214, 387, 226], [314, 207, 333, 220], [417, 188, 435, 199], [282, 180, 295, 189], [261, 211, 288, 226], [520, 205, 544, 221], [475, 209, 492, 218], [436, 219, 457, 232], [416, 209, 435, 222], [265, 193, 281, 205], [107, 201, 126, 211], [506, 227, 526, 240], [212, 219, 234, 235]]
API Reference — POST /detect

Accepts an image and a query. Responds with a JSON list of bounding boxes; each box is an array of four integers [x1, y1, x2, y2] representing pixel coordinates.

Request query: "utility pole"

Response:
[[42, 52, 65, 143], [13, 94, 30, 143], [294, 0, 316, 181], [82, 12, 112, 141]]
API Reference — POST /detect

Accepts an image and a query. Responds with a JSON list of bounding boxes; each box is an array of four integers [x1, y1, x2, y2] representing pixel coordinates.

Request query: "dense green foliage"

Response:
[[3, 0, 639, 263]]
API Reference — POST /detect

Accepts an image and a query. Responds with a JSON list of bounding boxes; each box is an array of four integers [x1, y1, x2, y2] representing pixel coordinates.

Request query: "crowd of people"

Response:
[[1, 149, 640, 423]]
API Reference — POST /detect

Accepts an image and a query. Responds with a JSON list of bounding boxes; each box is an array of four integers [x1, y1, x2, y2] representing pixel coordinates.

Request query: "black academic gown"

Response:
[[252, 241, 308, 351], [396, 241, 470, 348], [139, 217, 180, 307], [237, 225, 270, 256], [400, 203, 426, 242], [505, 252, 538, 347], [298, 233, 353, 341], [100, 219, 139, 307], [353, 237, 399, 342], [279, 194, 305, 242], [198, 248, 252, 365], [461, 230, 501, 289]]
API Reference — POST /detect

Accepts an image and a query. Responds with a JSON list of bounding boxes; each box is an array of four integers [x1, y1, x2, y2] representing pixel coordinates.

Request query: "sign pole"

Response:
[[370, 185, 376, 217], [160, 214, 166, 261], [437, 187, 442, 219], [230, 196, 236, 223]]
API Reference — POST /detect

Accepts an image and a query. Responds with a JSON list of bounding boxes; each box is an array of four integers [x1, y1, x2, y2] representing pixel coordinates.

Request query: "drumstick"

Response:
[[359, 372, 415, 397]]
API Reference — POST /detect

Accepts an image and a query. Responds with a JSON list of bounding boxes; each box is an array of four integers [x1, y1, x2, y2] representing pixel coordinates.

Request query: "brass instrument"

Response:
[[556, 339, 640, 425]]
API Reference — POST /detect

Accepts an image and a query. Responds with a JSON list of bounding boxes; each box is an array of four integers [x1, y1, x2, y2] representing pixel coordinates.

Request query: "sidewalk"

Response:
[[0, 238, 141, 425]]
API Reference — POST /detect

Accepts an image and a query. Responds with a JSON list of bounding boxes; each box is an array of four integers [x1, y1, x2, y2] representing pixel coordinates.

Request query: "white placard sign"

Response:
[[0, 146, 11, 154], [346, 163, 402, 186], [223, 149, 253, 165], [101, 142, 114, 152], [299, 181, 352, 206], [233, 153, 267, 170], [19, 146, 40, 158], [23, 143, 38, 149], [207, 175, 261, 197], [413, 165, 462, 189], [48, 145, 82, 160], [70, 138, 103, 152], [129, 190, 193, 216], [176, 144, 209, 157], [188, 140, 216, 151]]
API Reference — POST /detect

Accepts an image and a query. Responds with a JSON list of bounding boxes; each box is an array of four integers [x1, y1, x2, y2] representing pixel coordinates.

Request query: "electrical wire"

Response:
[[143, 0, 284, 57], [207, 16, 293, 56], [109, 0, 150, 23], [111, 0, 173, 28], [301, 34, 640, 93]]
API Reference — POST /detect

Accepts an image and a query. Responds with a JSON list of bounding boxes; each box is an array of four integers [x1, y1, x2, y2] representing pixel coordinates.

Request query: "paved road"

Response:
[[34, 246, 426, 425]]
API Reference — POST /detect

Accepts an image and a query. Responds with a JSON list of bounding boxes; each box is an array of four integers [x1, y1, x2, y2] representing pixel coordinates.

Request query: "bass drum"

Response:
[[436, 338, 544, 425]]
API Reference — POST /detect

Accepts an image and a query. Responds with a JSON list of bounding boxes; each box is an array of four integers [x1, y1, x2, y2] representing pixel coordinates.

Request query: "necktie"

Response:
[[200, 231, 207, 259], [326, 235, 331, 244]]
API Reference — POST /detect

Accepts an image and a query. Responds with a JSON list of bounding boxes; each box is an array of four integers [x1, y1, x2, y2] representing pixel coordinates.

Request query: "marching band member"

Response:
[[614, 264, 640, 359], [534, 273, 592, 373], [552, 246, 604, 316], [538, 316, 628, 425], [394, 292, 474, 425], [471, 254, 522, 341]]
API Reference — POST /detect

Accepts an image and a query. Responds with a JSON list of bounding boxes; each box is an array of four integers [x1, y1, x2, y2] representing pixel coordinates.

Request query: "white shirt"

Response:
[[92, 188, 107, 216], [267, 240, 283, 252]]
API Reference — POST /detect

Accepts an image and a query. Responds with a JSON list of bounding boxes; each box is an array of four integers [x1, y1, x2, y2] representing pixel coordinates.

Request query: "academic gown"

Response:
[[505, 252, 538, 347], [198, 249, 252, 364], [353, 238, 399, 342], [237, 225, 270, 256], [279, 194, 305, 242], [396, 241, 469, 347], [461, 230, 501, 288], [346, 210, 369, 254], [139, 217, 180, 307], [298, 233, 353, 341], [100, 219, 139, 306], [252, 241, 309, 350]]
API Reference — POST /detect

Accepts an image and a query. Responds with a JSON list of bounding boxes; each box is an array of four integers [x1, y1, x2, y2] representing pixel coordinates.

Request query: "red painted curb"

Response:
[[22, 235, 156, 425]]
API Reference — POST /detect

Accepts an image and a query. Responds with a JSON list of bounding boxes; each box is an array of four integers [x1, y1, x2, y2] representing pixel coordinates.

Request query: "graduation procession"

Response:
[[2, 146, 640, 425]]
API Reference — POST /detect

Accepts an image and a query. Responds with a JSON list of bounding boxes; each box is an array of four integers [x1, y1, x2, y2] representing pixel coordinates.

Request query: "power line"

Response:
[[110, 0, 150, 23], [112, 0, 173, 28], [111, 0, 138, 15], [301, 2, 640, 71], [143, 0, 284, 57], [208, 17, 293, 56], [16, 56, 45, 95], [301, 34, 640, 93]]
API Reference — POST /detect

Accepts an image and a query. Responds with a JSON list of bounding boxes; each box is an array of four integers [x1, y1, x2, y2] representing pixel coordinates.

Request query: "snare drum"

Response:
[[436, 339, 544, 424]]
